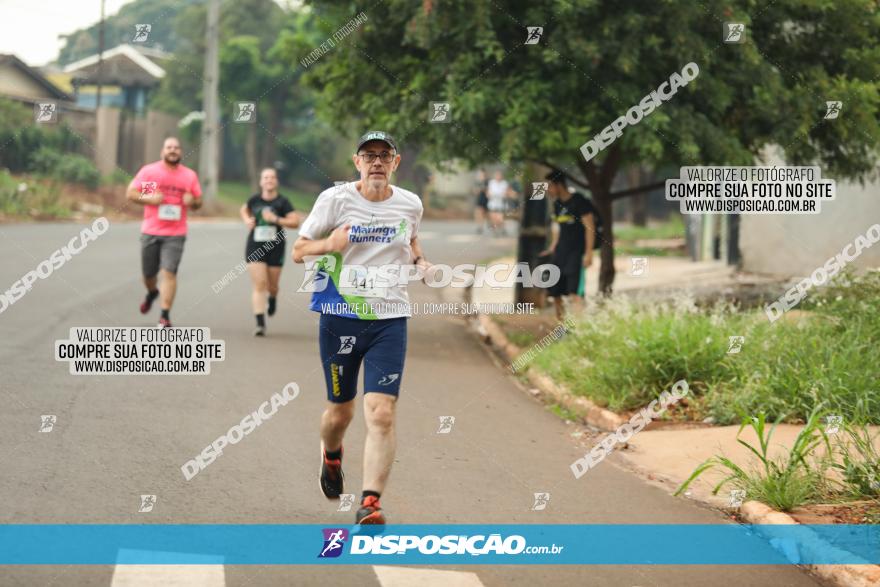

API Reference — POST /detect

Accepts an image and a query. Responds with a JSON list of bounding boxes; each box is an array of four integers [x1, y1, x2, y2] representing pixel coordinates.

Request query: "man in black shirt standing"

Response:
[[540, 171, 597, 321]]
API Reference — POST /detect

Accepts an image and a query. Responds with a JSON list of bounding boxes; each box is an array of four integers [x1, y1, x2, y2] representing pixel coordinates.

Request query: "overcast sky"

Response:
[[0, 0, 298, 67], [0, 0, 134, 66]]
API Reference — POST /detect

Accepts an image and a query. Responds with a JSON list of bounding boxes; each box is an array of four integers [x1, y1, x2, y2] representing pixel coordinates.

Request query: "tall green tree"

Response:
[[148, 0, 309, 185], [149, 0, 286, 116], [219, 35, 289, 184], [217, 14, 350, 186], [57, 0, 200, 65], [296, 0, 880, 292], [269, 13, 357, 187]]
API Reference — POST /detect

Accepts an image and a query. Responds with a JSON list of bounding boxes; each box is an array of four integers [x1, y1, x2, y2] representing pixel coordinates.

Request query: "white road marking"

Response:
[[111, 565, 225, 587], [416, 231, 439, 239], [373, 565, 485, 587], [111, 550, 225, 587]]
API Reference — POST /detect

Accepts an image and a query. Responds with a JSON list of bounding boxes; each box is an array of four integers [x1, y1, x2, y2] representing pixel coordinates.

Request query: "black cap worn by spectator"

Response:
[[356, 131, 398, 153], [546, 170, 567, 185]]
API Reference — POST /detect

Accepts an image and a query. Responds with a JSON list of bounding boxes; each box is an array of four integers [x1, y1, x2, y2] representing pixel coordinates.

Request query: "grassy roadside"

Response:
[[675, 409, 880, 512], [0, 171, 320, 221], [495, 267, 880, 515], [0, 171, 71, 219], [613, 215, 687, 257], [528, 270, 880, 426], [614, 214, 686, 241], [216, 180, 317, 212]]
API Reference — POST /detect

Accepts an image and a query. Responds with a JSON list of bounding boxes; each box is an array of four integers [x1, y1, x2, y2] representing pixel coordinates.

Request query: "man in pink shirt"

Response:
[[126, 137, 202, 327]]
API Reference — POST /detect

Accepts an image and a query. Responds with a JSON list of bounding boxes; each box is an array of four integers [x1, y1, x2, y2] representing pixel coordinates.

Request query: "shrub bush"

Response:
[[0, 169, 67, 218], [31, 147, 100, 189], [532, 272, 880, 424]]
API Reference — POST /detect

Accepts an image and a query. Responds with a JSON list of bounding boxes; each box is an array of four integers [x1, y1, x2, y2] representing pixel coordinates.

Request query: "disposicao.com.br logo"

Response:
[[318, 528, 563, 558], [318, 528, 349, 558]]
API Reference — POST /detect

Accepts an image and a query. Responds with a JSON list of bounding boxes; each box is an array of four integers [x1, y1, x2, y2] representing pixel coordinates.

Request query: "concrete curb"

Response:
[[475, 313, 625, 431], [475, 313, 880, 587], [740, 501, 880, 587]]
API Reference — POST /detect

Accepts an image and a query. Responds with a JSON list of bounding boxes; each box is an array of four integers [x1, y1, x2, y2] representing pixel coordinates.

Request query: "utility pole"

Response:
[[199, 0, 221, 200], [96, 0, 105, 108]]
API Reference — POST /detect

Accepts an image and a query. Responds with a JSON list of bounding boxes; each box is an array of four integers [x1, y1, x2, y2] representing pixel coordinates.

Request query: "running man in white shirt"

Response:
[[293, 131, 428, 525]]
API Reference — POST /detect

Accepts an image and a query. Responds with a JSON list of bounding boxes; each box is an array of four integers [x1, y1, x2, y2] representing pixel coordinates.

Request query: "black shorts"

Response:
[[548, 252, 584, 297], [245, 233, 286, 267], [476, 192, 488, 209]]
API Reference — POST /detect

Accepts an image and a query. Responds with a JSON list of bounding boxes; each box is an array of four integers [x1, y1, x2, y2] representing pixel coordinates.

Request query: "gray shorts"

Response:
[[141, 234, 186, 276]]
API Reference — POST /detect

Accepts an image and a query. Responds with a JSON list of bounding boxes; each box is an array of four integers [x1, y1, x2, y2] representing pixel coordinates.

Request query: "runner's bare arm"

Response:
[[412, 235, 440, 283], [540, 223, 559, 256], [184, 192, 203, 210], [292, 224, 350, 263], [274, 211, 301, 229], [240, 204, 256, 229], [259, 208, 299, 228], [410, 236, 429, 268], [125, 184, 162, 206], [582, 213, 595, 266], [292, 236, 328, 263]]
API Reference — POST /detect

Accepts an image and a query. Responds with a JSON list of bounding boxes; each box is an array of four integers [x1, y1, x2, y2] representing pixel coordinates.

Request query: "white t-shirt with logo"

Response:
[[299, 182, 423, 320]]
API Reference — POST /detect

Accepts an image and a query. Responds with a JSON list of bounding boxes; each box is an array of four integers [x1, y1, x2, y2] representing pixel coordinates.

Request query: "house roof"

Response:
[[63, 44, 166, 86], [0, 54, 72, 101]]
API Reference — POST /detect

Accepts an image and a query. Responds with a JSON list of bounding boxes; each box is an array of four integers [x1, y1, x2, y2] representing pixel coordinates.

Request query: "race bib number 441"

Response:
[[338, 269, 388, 298]]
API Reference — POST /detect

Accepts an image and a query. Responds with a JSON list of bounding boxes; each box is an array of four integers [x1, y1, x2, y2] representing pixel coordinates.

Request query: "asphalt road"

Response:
[[0, 218, 822, 586]]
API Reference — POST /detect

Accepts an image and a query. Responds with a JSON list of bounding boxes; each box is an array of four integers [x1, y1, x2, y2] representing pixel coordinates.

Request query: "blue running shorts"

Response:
[[318, 313, 407, 403]]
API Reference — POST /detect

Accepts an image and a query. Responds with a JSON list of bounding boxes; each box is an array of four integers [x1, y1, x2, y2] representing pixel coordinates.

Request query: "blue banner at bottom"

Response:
[[1, 524, 877, 565]]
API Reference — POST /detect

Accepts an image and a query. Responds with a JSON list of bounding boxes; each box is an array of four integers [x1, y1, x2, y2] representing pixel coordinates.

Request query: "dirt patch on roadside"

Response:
[[0, 182, 239, 224], [789, 501, 880, 525], [63, 184, 138, 221]]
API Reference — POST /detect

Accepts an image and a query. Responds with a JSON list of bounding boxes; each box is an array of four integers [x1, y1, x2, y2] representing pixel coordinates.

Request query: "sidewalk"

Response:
[[613, 424, 880, 514], [468, 254, 775, 309]]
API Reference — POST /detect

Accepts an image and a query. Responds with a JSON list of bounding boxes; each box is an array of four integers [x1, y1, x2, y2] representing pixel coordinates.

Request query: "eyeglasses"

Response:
[[358, 151, 396, 164]]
